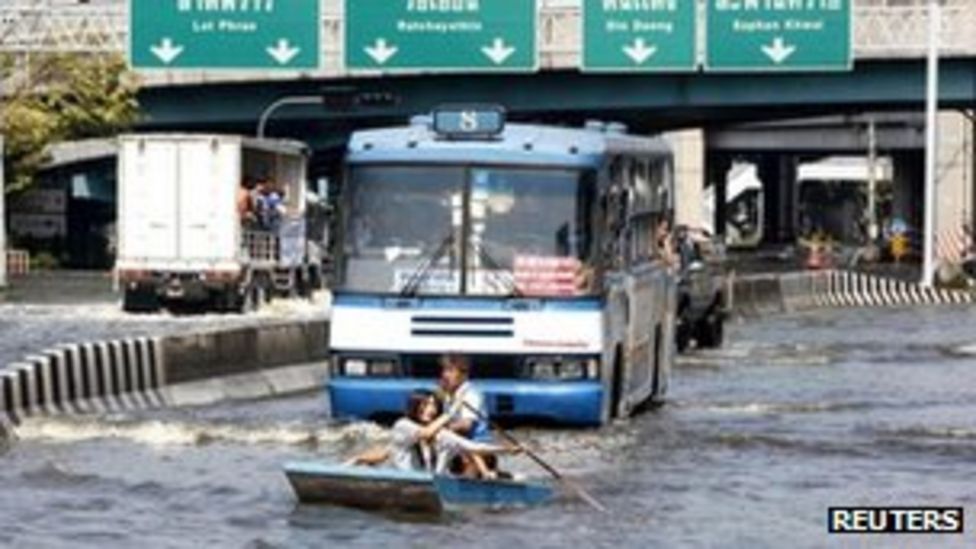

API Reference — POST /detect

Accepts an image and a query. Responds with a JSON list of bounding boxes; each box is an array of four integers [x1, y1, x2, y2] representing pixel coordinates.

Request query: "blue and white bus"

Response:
[[327, 107, 676, 426]]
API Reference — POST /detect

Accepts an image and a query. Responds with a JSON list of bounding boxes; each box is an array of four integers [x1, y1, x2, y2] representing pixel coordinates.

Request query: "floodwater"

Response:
[[0, 272, 329, 369], [1, 305, 975, 548]]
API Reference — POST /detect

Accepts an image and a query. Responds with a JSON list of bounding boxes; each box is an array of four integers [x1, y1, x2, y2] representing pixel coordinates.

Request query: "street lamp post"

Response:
[[256, 96, 325, 139], [867, 116, 878, 243], [256, 89, 399, 139], [0, 136, 6, 289], [921, 0, 941, 287]]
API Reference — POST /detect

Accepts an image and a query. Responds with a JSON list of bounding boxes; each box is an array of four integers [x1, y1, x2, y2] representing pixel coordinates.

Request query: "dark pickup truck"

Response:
[[674, 228, 729, 353]]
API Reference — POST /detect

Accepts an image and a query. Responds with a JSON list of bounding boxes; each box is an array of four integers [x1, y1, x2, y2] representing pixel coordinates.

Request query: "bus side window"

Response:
[[602, 157, 629, 270], [630, 159, 652, 264]]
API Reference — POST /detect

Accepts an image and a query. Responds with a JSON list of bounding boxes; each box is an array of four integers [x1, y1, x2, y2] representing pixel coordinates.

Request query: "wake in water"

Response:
[[877, 425, 976, 441], [677, 341, 834, 369], [14, 415, 389, 449], [678, 400, 875, 416]]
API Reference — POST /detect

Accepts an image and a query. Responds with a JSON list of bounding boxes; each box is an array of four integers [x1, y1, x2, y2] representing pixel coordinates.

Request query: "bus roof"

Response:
[[346, 119, 671, 169]]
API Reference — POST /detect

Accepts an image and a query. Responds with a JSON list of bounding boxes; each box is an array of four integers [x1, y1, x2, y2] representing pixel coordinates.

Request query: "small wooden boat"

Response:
[[283, 461, 553, 514]]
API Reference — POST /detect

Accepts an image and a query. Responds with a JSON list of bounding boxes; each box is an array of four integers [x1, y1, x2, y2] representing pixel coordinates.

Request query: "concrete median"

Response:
[[732, 269, 975, 318], [0, 320, 330, 435]]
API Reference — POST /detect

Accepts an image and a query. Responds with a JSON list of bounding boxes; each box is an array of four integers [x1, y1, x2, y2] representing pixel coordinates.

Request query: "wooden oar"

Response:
[[460, 401, 609, 513]]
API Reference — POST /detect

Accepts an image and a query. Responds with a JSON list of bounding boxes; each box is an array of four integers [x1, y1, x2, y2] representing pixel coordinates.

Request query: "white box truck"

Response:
[[115, 134, 321, 313]]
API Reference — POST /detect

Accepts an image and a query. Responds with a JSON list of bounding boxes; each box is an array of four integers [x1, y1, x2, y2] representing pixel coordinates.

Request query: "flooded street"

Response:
[[2, 305, 975, 548], [0, 272, 329, 368]]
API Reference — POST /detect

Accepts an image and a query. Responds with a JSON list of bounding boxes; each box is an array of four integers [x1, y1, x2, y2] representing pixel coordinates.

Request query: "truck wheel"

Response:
[[308, 267, 322, 294], [696, 315, 724, 349], [123, 288, 159, 313], [710, 317, 725, 348], [233, 285, 260, 314], [212, 290, 236, 314], [676, 320, 691, 353]]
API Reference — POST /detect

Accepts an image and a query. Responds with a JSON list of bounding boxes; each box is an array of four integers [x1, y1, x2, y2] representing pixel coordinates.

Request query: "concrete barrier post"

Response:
[[100, 341, 121, 411], [27, 354, 57, 414], [73, 344, 97, 413], [10, 363, 38, 417], [45, 349, 72, 412], [147, 336, 166, 388], [0, 371, 17, 421]]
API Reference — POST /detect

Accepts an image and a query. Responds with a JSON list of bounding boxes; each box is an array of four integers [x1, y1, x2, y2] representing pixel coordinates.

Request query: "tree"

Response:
[[1, 53, 139, 193]]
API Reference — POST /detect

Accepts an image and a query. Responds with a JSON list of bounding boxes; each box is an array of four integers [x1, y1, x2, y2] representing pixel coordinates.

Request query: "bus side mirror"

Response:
[[316, 177, 330, 199]]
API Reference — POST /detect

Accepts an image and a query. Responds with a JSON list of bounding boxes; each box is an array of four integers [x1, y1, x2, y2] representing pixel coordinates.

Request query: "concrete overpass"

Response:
[[3, 0, 975, 266], [3, 2, 975, 137]]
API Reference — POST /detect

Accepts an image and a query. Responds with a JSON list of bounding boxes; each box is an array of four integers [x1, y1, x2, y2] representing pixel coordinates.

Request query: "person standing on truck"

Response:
[[251, 178, 272, 230], [265, 186, 286, 232], [238, 177, 257, 227]]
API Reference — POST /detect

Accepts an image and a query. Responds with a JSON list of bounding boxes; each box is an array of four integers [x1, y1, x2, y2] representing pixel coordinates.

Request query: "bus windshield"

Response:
[[340, 165, 597, 296]]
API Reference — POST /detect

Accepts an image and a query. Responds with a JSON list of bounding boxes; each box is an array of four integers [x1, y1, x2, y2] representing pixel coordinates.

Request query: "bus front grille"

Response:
[[410, 316, 514, 338]]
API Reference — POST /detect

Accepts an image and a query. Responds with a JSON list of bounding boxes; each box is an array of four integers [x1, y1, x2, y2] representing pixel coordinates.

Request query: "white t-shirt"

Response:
[[389, 417, 497, 473], [443, 381, 490, 440]]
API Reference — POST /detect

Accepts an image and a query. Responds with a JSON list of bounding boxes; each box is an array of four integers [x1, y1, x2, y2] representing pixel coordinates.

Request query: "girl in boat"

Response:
[[348, 389, 518, 478]]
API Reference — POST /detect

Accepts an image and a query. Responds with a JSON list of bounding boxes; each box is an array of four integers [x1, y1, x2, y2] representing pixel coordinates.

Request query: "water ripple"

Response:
[[15, 417, 389, 449]]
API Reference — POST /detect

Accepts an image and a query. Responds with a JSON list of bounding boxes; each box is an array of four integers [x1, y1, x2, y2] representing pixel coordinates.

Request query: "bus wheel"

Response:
[[609, 348, 625, 419]]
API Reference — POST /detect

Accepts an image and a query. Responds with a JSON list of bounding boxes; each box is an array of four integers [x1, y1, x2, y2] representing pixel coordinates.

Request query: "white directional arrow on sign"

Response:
[[150, 38, 184, 65], [761, 37, 797, 65], [267, 39, 301, 65], [481, 38, 516, 65], [622, 38, 658, 65], [365, 38, 398, 65]]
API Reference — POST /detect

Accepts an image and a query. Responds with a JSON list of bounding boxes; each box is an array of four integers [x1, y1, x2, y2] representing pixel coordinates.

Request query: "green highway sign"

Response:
[[345, 0, 536, 72], [706, 0, 851, 71], [583, 0, 697, 71], [129, 0, 320, 70]]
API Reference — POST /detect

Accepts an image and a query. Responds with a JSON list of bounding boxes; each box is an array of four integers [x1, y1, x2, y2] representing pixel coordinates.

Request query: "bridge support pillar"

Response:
[[892, 151, 925, 238], [933, 111, 975, 266], [970, 110, 976, 241], [1, 136, 5, 289], [757, 154, 798, 244], [705, 152, 733, 239], [670, 129, 706, 231]]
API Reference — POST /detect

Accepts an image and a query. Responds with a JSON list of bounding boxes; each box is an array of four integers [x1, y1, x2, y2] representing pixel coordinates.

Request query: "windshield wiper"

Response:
[[471, 241, 524, 298], [399, 231, 456, 296]]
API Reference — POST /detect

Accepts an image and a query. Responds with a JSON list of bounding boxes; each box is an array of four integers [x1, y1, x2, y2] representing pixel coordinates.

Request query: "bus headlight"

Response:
[[528, 359, 557, 380], [369, 360, 397, 377], [527, 357, 597, 380], [586, 358, 598, 379], [556, 358, 597, 380], [558, 361, 585, 380], [343, 359, 368, 376], [340, 357, 399, 377]]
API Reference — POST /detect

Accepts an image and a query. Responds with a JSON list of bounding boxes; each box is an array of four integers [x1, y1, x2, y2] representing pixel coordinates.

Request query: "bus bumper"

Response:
[[327, 378, 604, 426]]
